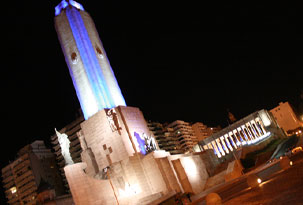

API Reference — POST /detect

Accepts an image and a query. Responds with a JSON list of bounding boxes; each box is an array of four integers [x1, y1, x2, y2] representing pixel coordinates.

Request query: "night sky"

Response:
[[1, 0, 303, 202]]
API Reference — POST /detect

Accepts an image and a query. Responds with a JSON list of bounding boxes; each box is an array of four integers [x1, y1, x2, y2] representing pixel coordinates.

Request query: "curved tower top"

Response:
[[54, 0, 126, 119], [55, 0, 84, 16]]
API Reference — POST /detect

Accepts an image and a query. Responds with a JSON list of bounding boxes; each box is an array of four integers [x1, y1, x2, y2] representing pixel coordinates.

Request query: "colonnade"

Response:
[[203, 117, 271, 158]]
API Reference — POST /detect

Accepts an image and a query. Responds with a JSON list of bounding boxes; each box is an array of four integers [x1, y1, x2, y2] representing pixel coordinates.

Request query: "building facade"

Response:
[[270, 101, 303, 135], [166, 120, 198, 153], [149, 121, 221, 155], [192, 122, 221, 142], [1, 141, 64, 205], [196, 110, 287, 158], [147, 121, 183, 155]]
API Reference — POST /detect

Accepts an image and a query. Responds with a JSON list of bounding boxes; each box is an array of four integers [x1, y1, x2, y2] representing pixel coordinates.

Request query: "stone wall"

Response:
[[170, 154, 210, 194], [199, 150, 221, 176], [155, 157, 181, 193], [80, 109, 131, 170], [64, 163, 116, 205], [66, 107, 217, 204], [80, 106, 155, 171]]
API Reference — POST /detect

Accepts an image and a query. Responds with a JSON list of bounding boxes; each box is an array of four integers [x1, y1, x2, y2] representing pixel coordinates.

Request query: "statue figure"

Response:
[[55, 128, 74, 165], [143, 133, 157, 152], [106, 108, 121, 134], [134, 132, 157, 155]]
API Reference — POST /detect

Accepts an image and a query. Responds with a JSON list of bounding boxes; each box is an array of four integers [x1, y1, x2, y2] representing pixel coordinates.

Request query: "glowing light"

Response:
[[134, 132, 146, 155], [220, 136, 229, 154], [58, 3, 126, 119], [66, 8, 113, 107], [259, 111, 271, 127], [257, 178, 262, 184], [290, 161, 293, 166], [216, 139, 225, 156], [224, 134, 233, 151], [55, 0, 84, 16], [10, 187, 17, 194], [118, 184, 141, 197], [246, 132, 271, 146], [212, 141, 221, 158], [182, 157, 198, 176]]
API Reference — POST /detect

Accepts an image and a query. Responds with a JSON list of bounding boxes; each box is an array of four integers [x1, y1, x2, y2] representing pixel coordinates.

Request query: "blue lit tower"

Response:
[[54, 0, 126, 119]]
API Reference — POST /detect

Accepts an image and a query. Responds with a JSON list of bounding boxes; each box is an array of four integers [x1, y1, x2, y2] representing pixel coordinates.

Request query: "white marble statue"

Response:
[[55, 128, 74, 165]]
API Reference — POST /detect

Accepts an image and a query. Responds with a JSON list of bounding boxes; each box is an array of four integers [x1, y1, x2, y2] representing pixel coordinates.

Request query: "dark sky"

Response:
[[1, 0, 303, 202]]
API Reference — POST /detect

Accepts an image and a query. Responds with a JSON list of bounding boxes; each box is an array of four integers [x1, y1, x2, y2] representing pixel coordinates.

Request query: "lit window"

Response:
[[10, 187, 17, 194]]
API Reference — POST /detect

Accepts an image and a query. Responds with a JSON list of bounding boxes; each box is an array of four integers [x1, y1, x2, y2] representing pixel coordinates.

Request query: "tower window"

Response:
[[96, 46, 104, 58], [71, 52, 78, 64]]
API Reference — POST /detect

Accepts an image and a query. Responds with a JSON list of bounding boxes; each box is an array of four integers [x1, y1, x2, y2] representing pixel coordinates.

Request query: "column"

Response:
[[211, 140, 221, 158], [251, 121, 261, 137], [224, 134, 233, 151], [246, 123, 257, 143], [220, 136, 229, 154], [228, 132, 238, 149], [233, 130, 242, 146], [252, 119, 262, 136], [216, 138, 225, 156], [237, 128, 247, 145], [255, 117, 266, 135], [242, 125, 253, 143], [247, 124, 256, 140]]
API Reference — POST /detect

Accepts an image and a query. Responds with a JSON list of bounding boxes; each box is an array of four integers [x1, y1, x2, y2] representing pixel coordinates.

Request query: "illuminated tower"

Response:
[[53, 2, 218, 204], [54, 0, 126, 119]]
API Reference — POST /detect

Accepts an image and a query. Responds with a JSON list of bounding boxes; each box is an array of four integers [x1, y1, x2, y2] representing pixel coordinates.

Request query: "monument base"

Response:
[[65, 151, 215, 204], [64, 106, 217, 204]]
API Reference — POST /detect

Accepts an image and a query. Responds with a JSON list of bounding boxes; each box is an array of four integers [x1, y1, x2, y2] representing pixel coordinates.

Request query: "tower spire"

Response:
[[55, 1, 126, 119]]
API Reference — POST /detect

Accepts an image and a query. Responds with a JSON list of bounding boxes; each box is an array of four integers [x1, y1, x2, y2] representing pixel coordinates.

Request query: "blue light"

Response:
[[66, 8, 110, 109], [134, 132, 146, 155], [55, 0, 126, 119], [66, 7, 126, 118], [55, 0, 84, 16]]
